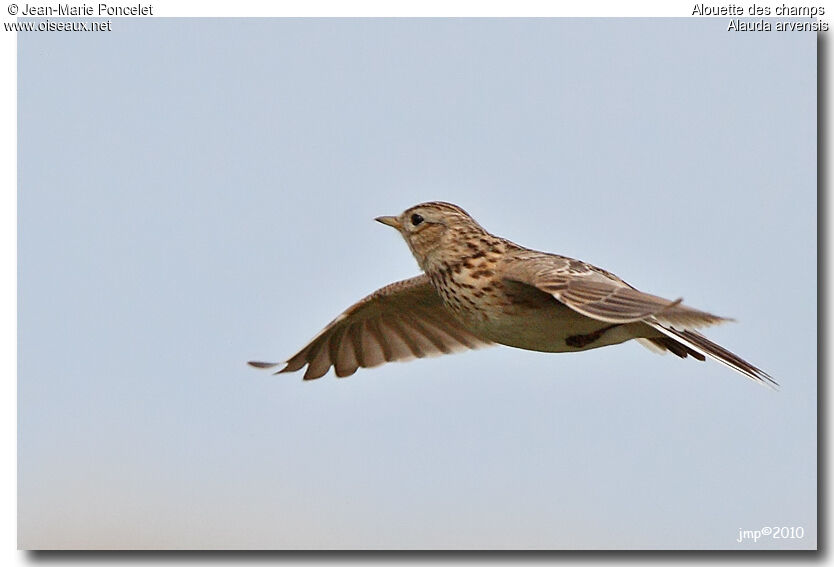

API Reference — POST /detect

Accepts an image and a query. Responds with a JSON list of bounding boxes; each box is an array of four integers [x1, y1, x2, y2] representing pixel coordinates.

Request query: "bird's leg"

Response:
[[565, 324, 621, 348]]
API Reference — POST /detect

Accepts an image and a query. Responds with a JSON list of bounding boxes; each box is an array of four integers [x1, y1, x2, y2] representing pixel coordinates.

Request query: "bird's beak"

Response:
[[375, 216, 401, 230]]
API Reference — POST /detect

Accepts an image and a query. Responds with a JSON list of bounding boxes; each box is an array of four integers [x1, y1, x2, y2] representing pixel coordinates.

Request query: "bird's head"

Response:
[[375, 202, 485, 271]]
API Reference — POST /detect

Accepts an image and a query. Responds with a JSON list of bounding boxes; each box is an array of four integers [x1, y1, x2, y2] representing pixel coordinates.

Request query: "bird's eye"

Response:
[[411, 214, 424, 226]]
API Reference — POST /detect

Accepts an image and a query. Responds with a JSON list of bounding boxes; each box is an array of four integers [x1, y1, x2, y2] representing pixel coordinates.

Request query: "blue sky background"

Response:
[[18, 18, 815, 549]]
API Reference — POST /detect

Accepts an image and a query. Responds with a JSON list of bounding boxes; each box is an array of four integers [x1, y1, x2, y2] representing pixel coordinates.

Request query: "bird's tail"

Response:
[[647, 323, 778, 390]]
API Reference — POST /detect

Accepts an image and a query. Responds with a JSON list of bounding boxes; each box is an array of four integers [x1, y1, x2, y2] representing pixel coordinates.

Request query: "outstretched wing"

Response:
[[501, 251, 727, 327], [249, 275, 492, 380]]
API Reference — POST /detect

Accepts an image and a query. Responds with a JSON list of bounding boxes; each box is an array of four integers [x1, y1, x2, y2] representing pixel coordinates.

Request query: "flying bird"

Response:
[[250, 202, 777, 388]]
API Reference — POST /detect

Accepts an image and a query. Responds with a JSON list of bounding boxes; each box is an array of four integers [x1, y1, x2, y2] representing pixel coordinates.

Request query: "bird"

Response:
[[249, 202, 777, 389]]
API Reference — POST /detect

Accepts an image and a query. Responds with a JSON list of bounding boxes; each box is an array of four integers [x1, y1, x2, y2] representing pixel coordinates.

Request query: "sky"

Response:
[[18, 18, 816, 550]]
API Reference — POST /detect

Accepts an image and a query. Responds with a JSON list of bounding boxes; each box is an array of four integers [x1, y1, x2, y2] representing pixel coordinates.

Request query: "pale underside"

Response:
[[249, 251, 777, 389]]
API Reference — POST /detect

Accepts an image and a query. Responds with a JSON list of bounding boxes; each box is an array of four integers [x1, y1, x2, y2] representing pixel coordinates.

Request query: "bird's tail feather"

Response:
[[648, 323, 778, 390]]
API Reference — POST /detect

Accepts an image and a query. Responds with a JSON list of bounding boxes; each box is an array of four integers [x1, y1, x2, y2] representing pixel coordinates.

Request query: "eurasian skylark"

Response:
[[250, 202, 777, 388]]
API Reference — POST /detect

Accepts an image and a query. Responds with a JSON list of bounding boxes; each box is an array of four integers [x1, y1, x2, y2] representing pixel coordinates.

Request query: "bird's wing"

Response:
[[248, 275, 492, 380], [500, 252, 727, 327], [502, 252, 777, 388]]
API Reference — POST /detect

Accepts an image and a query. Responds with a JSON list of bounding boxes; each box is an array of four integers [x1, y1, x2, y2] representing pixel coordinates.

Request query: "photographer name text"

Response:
[[19, 3, 152, 16]]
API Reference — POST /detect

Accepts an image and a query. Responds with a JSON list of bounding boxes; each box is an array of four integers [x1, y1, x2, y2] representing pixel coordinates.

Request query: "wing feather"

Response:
[[501, 252, 726, 327], [359, 320, 387, 369], [334, 324, 360, 378], [249, 275, 492, 380]]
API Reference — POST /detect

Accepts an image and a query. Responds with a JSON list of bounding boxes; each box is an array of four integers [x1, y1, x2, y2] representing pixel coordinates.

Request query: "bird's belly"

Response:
[[465, 302, 641, 353]]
